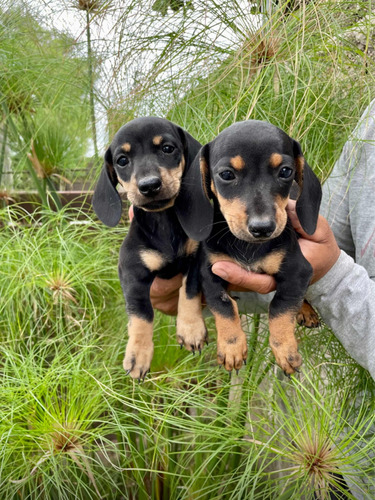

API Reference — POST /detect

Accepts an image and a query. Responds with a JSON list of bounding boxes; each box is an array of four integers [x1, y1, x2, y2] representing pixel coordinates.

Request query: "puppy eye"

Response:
[[117, 156, 129, 167], [162, 144, 175, 154], [279, 167, 293, 179], [219, 170, 235, 181]]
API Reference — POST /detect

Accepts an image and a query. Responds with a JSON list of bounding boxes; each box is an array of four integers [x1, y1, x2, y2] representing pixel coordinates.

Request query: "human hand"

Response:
[[211, 200, 341, 293], [150, 273, 182, 316]]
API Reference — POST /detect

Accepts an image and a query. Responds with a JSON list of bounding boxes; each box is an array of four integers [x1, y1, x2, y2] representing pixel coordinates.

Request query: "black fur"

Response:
[[191, 120, 322, 374], [92, 117, 212, 380]]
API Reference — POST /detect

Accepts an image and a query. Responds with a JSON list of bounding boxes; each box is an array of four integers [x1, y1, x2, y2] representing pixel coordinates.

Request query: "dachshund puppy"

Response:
[[193, 120, 322, 375], [92, 117, 212, 380]]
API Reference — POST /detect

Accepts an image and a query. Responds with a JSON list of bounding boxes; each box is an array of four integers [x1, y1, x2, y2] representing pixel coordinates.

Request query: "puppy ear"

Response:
[[293, 140, 322, 235], [174, 142, 213, 241], [92, 148, 122, 227]]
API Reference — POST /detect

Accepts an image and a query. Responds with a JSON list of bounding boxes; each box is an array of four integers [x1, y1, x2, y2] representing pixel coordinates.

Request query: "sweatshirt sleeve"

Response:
[[306, 250, 375, 379]]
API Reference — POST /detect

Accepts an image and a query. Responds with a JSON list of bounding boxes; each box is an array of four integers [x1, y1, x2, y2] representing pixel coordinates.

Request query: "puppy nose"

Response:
[[138, 176, 162, 196], [248, 220, 276, 239]]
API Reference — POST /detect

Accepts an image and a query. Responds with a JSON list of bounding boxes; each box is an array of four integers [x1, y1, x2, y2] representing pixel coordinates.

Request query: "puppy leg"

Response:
[[119, 255, 155, 381], [296, 299, 320, 328], [268, 308, 302, 375], [269, 255, 312, 375], [202, 267, 247, 371], [214, 295, 248, 372], [123, 315, 154, 380], [176, 275, 207, 353]]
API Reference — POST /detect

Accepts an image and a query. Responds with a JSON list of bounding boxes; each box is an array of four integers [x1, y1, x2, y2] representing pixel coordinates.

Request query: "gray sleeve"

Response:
[[306, 251, 375, 379], [321, 99, 375, 277]]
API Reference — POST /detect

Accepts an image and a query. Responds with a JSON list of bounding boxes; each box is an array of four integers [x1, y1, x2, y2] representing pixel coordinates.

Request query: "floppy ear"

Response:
[[92, 148, 122, 227], [293, 140, 322, 235], [174, 141, 214, 241]]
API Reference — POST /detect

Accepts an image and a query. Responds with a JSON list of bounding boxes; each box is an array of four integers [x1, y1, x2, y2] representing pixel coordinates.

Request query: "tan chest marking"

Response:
[[140, 249, 165, 272], [251, 249, 286, 275], [209, 249, 285, 276]]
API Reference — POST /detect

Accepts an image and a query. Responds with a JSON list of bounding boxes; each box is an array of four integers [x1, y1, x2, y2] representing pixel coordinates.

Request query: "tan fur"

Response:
[[122, 142, 131, 152], [117, 175, 134, 195], [209, 249, 285, 275], [213, 296, 248, 371], [153, 135, 163, 145], [124, 159, 185, 210], [269, 152, 283, 168], [269, 313, 302, 374], [273, 194, 289, 237], [295, 156, 304, 190], [184, 239, 199, 256], [251, 249, 286, 275], [123, 316, 154, 379], [216, 194, 248, 240], [200, 158, 211, 199], [230, 155, 245, 170], [296, 300, 320, 328], [208, 253, 239, 266], [160, 161, 184, 194], [140, 249, 165, 272], [176, 276, 207, 351]]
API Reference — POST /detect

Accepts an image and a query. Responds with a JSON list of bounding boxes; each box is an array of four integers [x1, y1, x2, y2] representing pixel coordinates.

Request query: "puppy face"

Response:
[[108, 117, 186, 211], [205, 121, 299, 243]]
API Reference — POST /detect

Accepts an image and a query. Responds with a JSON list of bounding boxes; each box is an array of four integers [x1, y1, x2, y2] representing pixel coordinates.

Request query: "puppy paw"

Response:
[[176, 317, 208, 354], [123, 337, 154, 380], [270, 340, 302, 375], [296, 301, 320, 328], [217, 333, 248, 372]]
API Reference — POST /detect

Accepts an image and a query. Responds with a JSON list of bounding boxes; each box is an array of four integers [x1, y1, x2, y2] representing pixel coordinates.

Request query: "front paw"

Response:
[[217, 333, 248, 372], [176, 317, 208, 354], [270, 339, 302, 375], [123, 337, 154, 380]]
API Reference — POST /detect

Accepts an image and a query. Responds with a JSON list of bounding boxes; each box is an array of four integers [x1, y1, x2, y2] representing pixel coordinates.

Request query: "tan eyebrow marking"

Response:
[[122, 142, 131, 152], [269, 153, 283, 168], [153, 135, 163, 145], [230, 155, 245, 170]]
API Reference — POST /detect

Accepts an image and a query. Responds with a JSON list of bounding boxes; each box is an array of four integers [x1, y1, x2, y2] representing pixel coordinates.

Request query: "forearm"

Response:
[[306, 250, 375, 379]]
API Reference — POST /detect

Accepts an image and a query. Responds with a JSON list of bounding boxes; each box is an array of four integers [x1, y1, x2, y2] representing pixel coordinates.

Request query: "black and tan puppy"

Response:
[[193, 120, 321, 375], [92, 117, 212, 380]]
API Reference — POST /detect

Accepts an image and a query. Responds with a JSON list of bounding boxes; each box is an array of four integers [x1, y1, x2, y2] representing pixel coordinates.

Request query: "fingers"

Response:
[[150, 274, 183, 316], [287, 199, 340, 283], [287, 200, 330, 242], [150, 274, 183, 297], [212, 262, 276, 294]]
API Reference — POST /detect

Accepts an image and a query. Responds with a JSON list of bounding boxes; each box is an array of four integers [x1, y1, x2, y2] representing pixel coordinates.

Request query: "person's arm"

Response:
[[305, 250, 375, 379]]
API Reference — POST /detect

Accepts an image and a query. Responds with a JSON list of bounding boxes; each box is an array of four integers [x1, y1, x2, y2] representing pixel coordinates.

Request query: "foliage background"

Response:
[[0, 0, 375, 498]]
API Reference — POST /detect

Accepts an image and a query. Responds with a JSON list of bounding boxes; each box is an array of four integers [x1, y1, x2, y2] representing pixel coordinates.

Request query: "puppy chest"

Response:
[[208, 249, 286, 276]]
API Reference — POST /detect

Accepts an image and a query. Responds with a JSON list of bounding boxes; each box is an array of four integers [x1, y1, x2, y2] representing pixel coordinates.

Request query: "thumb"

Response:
[[286, 199, 311, 239], [212, 262, 276, 294]]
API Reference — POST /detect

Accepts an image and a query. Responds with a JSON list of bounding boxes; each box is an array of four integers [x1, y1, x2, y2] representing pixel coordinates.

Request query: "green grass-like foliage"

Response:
[[0, 205, 374, 499], [1, 0, 375, 497]]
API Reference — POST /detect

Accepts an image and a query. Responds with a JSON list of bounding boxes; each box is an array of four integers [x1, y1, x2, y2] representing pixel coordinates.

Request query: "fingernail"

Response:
[[212, 264, 228, 281]]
